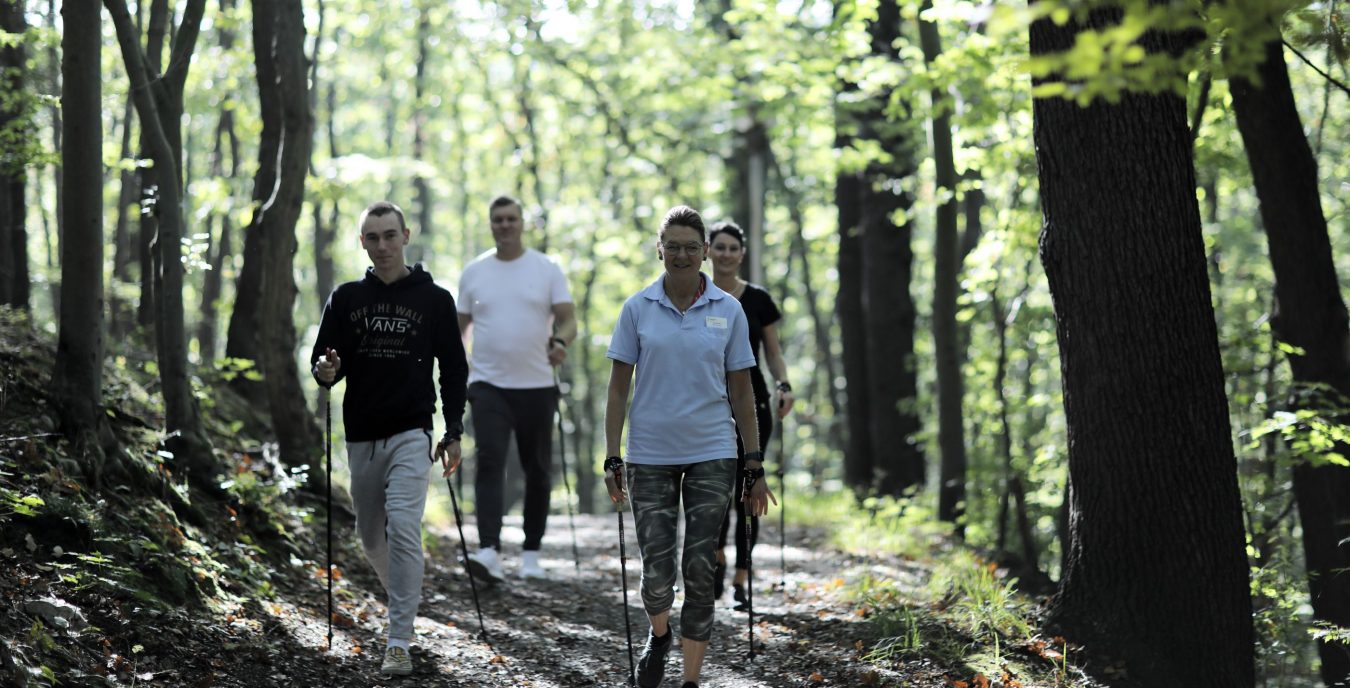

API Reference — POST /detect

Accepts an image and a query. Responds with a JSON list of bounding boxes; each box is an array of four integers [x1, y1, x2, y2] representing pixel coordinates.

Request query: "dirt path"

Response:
[[210, 511, 941, 688]]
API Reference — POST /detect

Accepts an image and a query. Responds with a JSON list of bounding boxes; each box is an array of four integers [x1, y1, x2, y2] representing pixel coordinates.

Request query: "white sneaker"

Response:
[[519, 550, 547, 580], [466, 547, 505, 584], [380, 646, 412, 676]]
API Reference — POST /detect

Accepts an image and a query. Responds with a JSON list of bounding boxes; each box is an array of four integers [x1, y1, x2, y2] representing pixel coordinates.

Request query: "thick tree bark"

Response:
[[836, 165, 873, 493], [0, 0, 29, 310], [411, 0, 431, 260], [105, 0, 215, 480], [919, 3, 967, 529], [52, 0, 109, 476], [1229, 37, 1350, 685], [1031, 11, 1254, 686], [250, 0, 321, 477]]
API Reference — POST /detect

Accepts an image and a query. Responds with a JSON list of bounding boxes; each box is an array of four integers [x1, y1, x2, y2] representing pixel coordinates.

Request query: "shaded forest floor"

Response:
[[0, 310, 1098, 687]]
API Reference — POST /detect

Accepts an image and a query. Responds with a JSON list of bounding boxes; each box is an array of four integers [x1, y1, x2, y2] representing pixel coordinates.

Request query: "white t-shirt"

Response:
[[458, 248, 572, 388]]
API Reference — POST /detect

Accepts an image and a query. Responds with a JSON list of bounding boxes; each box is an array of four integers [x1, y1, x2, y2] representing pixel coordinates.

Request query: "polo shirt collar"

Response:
[[642, 273, 724, 311]]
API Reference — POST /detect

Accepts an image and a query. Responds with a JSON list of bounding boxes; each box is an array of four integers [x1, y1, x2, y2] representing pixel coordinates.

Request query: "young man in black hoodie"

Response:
[[310, 201, 469, 676]]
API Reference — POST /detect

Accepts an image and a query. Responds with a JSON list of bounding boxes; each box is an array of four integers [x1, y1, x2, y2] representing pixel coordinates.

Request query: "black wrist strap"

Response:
[[743, 450, 764, 463], [742, 465, 765, 495], [604, 456, 623, 475]]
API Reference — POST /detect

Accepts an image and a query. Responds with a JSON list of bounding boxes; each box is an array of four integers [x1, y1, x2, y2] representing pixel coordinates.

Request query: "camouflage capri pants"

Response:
[[626, 459, 736, 642]]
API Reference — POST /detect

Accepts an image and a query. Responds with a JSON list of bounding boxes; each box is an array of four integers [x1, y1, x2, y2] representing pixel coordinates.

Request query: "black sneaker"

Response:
[[634, 630, 672, 688], [732, 582, 748, 611], [680, 683, 698, 688]]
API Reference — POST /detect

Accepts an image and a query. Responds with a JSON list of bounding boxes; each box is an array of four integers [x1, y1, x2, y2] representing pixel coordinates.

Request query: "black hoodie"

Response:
[[310, 264, 469, 443]]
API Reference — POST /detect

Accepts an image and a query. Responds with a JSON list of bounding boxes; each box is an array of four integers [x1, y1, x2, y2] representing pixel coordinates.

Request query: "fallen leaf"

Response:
[[860, 669, 880, 684], [489, 655, 507, 664], [973, 674, 990, 688], [809, 671, 824, 683]]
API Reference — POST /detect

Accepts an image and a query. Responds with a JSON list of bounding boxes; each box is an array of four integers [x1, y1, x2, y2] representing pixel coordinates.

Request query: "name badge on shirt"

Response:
[[705, 316, 728, 329]]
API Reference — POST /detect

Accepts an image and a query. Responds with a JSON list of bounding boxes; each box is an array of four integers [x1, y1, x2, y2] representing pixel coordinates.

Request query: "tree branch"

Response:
[[1282, 39, 1350, 98]]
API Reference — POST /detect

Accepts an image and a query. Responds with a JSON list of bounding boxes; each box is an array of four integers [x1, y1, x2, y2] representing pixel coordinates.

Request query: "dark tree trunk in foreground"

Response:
[[0, 0, 28, 311], [106, 0, 215, 481], [52, 0, 110, 475], [1031, 11, 1254, 687], [251, 0, 321, 478], [919, 0, 967, 529], [1230, 37, 1350, 685], [835, 169, 872, 492]]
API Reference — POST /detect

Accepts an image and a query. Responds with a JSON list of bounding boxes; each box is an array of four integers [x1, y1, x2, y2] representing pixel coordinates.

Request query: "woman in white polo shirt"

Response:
[[603, 205, 776, 688]]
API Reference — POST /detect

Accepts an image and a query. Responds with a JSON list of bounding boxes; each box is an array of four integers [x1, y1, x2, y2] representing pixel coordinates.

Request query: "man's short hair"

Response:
[[360, 201, 407, 230], [489, 195, 523, 215]]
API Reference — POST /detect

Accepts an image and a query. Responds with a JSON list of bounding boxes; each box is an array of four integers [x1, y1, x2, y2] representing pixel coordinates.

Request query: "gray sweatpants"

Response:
[[348, 428, 433, 643], [627, 459, 736, 642]]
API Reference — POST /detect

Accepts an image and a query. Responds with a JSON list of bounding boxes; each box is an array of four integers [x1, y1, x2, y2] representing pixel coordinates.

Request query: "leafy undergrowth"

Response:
[[0, 309, 346, 686], [786, 490, 1102, 688], [1, 307, 1106, 687]]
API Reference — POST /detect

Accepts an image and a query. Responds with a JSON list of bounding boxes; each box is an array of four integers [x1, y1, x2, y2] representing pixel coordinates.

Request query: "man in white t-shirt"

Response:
[[458, 196, 576, 582]]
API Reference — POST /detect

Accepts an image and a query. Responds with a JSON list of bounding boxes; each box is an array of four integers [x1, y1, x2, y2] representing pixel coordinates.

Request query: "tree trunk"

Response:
[[919, 3, 967, 529], [109, 94, 136, 337], [196, 0, 239, 365], [52, 0, 109, 477], [44, 0, 61, 316], [135, 0, 169, 334], [836, 164, 872, 493], [407, 0, 431, 263], [1032, 10, 1254, 685], [105, 0, 215, 481], [1229, 36, 1350, 685], [772, 149, 845, 466], [197, 107, 237, 364], [855, 0, 923, 497], [0, 0, 29, 310], [250, 0, 321, 477]]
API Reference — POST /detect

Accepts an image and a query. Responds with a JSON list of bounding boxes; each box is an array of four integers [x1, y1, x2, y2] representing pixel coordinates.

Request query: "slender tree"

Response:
[[196, 0, 241, 364], [105, 0, 215, 478], [249, 0, 321, 476], [52, 0, 110, 477], [0, 0, 30, 310], [1229, 35, 1350, 683], [919, 0, 967, 529], [1031, 8, 1254, 684]]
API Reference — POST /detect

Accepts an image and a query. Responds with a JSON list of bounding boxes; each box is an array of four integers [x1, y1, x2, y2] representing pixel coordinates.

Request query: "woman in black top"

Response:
[[707, 221, 795, 607]]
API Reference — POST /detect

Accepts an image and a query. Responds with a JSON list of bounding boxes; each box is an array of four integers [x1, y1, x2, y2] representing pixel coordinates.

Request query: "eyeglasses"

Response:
[[662, 243, 705, 256]]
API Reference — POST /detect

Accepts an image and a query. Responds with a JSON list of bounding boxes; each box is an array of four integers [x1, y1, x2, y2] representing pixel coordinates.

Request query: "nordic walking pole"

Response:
[[445, 474, 493, 653], [605, 457, 637, 687], [554, 374, 582, 574], [745, 508, 757, 660], [777, 425, 786, 592], [325, 389, 334, 652]]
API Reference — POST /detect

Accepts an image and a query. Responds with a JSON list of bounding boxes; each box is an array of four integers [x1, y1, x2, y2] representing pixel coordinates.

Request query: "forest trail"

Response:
[[200, 510, 939, 687]]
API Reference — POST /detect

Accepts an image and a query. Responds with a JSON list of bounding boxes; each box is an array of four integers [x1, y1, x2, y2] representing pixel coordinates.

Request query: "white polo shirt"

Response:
[[459, 248, 572, 388], [606, 274, 757, 465]]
